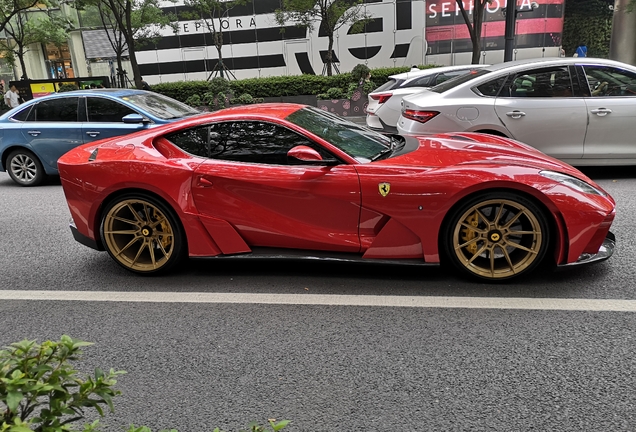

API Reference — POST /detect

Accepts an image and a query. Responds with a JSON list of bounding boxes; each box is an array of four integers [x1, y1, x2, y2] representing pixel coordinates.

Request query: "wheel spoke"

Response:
[[112, 215, 138, 226], [156, 238, 170, 258], [489, 246, 496, 277], [475, 208, 491, 226], [104, 229, 139, 235], [502, 209, 525, 229], [456, 236, 481, 251], [131, 241, 147, 267], [148, 242, 157, 268], [459, 221, 487, 234], [115, 236, 141, 257], [467, 244, 488, 264], [502, 247, 516, 274], [493, 203, 506, 227], [143, 203, 151, 224], [127, 203, 143, 223], [506, 241, 538, 255], [507, 230, 540, 236]]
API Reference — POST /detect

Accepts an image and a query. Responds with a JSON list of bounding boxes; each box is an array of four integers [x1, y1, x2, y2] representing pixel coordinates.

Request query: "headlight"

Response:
[[540, 170, 605, 196]]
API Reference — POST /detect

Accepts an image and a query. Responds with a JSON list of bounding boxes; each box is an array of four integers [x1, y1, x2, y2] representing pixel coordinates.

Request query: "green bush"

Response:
[[185, 94, 202, 107], [152, 81, 210, 102], [0, 335, 124, 432], [57, 83, 79, 92], [152, 65, 443, 102], [230, 93, 255, 105], [0, 336, 291, 432], [350, 64, 371, 84]]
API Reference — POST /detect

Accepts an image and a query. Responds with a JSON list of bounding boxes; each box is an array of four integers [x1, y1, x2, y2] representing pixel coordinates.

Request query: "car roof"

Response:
[[389, 64, 489, 81], [33, 88, 150, 99], [483, 57, 636, 72]]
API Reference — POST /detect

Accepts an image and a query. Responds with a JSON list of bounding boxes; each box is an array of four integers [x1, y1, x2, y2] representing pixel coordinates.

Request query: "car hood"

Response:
[[383, 133, 589, 178]]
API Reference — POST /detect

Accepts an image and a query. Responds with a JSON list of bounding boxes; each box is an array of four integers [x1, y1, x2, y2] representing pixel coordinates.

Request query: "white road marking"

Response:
[[0, 290, 635, 312]]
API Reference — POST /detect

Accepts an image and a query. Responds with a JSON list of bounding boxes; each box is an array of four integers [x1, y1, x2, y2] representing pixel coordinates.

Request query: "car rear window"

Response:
[[119, 93, 199, 120], [429, 69, 491, 93], [372, 79, 404, 93]]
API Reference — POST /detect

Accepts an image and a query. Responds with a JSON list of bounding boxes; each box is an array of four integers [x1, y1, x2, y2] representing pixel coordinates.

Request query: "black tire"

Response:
[[100, 193, 186, 274], [6, 149, 45, 186], [442, 191, 551, 282]]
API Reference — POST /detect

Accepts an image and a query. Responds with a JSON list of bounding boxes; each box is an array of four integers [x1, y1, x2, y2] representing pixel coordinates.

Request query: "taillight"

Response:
[[370, 93, 392, 104], [402, 109, 439, 123]]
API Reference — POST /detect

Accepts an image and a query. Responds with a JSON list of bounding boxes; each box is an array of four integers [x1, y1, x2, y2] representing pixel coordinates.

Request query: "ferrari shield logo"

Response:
[[378, 182, 391, 197]]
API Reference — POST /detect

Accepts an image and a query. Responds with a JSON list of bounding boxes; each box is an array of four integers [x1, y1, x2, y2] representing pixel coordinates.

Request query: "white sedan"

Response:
[[366, 65, 487, 133], [396, 57, 636, 166]]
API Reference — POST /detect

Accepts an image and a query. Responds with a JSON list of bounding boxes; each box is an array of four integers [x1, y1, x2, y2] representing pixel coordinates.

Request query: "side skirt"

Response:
[[192, 247, 437, 267]]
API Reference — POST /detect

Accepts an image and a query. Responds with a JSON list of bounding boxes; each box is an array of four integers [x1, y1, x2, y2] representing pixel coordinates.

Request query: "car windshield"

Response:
[[429, 69, 491, 93], [286, 106, 391, 163], [119, 93, 200, 120]]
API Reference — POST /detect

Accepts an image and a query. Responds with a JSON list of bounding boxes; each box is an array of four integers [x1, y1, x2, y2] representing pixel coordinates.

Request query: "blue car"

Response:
[[0, 89, 200, 186]]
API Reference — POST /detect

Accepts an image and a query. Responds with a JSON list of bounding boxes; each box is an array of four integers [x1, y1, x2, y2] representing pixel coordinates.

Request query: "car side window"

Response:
[[35, 97, 79, 122], [166, 121, 335, 165], [503, 67, 573, 98], [87, 97, 138, 122], [475, 75, 508, 97], [433, 70, 469, 85], [581, 65, 636, 97], [10, 105, 33, 122], [402, 76, 432, 88]]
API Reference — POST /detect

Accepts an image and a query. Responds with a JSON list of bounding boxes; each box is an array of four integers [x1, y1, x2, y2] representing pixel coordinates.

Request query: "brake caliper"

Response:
[[461, 211, 480, 255]]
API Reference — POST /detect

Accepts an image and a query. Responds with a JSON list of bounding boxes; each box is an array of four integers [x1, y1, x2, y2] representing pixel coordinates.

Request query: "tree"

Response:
[[0, 6, 72, 79], [455, 0, 490, 64], [275, 0, 370, 76], [0, 0, 42, 34], [74, 0, 175, 88], [181, 0, 248, 80]]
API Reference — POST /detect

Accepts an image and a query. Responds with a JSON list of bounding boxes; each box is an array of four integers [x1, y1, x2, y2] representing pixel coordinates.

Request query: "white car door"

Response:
[[494, 66, 588, 160], [579, 64, 636, 161]]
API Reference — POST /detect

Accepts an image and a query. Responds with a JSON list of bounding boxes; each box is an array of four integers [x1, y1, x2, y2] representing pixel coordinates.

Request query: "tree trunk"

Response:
[[127, 36, 143, 89], [326, 34, 334, 76], [215, 30, 224, 78], [116, 54, 124, 87], [18, 48, 27, 79], [471, 4, 484, 64]]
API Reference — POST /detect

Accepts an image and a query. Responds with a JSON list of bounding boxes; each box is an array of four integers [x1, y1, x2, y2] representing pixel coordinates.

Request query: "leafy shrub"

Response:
[[208, 77, 232, 95], [0, 336, 291, 432], [230, 93, 255, 105], [317, 87, 345, 100], [152, 65, 444, 102], [57, 83, 79, 92], [152, 81, 210, 102], [0, 335, 124, 432], [350, 64, 371, 84], [185, 94, 202, 107]]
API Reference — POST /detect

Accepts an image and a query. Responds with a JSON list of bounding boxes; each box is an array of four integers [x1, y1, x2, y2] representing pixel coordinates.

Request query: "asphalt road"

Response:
[[1, 168, 636, 431]]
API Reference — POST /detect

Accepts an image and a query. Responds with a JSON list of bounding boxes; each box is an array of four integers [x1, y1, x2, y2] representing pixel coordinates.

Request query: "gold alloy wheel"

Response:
[[102, 198, 175, 272], [452, 198, 544, 279]]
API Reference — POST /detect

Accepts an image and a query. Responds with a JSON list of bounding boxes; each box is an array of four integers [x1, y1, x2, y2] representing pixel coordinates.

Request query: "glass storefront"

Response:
[[45, 43, 74, 79]]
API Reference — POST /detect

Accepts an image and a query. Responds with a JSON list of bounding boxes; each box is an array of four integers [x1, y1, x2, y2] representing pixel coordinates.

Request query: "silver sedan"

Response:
[[366, 65, 487, 133], [396, 57, 636, 166]]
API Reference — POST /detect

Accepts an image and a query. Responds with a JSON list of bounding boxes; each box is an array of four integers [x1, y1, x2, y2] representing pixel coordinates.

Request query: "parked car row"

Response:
[[368, 57, 636, 167]]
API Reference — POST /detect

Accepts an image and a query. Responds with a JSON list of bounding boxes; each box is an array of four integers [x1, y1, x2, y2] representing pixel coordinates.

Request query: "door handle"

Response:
[[86, 131, 101, 137], [506, 111, 526, 119], [27, 130, 41, 136], [590, 108, 612, 116], [196, 176, 213, 187]]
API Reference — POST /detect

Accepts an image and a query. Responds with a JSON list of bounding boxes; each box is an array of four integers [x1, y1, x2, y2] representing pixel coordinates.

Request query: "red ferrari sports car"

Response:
[[58, 103, 616, 281]]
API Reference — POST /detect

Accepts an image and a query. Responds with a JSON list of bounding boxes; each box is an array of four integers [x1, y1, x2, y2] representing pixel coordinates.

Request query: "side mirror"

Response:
[[288, 145, 323, 162], [287, 145, 339, 165], [122, 113, 149, 124]]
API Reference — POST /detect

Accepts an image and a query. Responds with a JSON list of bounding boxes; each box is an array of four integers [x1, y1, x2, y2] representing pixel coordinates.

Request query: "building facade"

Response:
[[2, 0, 566, 86]]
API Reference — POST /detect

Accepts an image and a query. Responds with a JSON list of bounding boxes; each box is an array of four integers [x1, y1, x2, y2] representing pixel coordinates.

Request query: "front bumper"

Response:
[[557, 231, 615, 269]]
